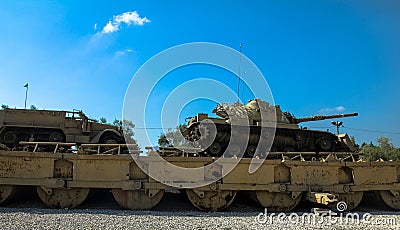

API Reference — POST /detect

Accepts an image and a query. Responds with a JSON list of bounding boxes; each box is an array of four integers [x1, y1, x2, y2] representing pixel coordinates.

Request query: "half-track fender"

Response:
[[90, 129, 123, 144]]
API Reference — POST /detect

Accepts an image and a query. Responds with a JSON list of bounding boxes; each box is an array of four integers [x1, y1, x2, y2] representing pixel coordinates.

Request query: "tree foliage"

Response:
[[350, 136, 360, 150], [113, 119, 137, 145], [158, 124, 188, 147], [360, 136, 400, 161], [30, 105, 38, 110], [99, 117, 107, 124], [1, 104, 9, 110]]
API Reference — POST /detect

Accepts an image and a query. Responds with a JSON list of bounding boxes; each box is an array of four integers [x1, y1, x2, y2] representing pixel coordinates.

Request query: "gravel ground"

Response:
[[0, 190, 399, 230]]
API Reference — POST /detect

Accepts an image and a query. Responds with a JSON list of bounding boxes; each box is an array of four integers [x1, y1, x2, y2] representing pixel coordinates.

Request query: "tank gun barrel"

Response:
[[293, 112, 358, 124]]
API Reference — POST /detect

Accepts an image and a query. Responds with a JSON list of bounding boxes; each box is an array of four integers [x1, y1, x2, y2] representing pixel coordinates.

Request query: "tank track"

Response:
[[0, 127, 65, 148], [1, 143, 399, 212], [187, 123, 348, 157]]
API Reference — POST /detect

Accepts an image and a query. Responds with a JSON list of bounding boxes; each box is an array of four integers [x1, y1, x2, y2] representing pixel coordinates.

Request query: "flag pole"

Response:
[[24, 83, 29, 109]]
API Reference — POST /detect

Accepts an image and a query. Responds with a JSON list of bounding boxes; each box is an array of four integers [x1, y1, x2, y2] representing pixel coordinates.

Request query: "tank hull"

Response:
[[186, 122, 350, 157]]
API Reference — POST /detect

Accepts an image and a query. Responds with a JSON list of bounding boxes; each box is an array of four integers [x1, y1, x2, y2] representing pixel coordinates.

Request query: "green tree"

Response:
[[1, 104, 9, 110], [113, 119, 122, 127], [377, 136, 394, 150], [99, 117, 107, 124], [113, 119, 137, 145], [30, 105, 38, 110], [360, 136, 400, 161], [350, 136, 360, 150], [158, 124, 188, 147]]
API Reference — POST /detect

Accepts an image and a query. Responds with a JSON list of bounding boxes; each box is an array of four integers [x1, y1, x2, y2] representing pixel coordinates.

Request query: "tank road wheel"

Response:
[[327, 192, 364, 211], [49, 131, 64, 142], [379, 190, 400, 210], [37, 187, 90, 209], [246, 145, 257, 157], [3, 131, 17, 147], [112, 189, 164, 210], [208, 142, 222, 156], [186, 190, 237, 211], [255, 191, 302, 212], [317, 137, 335, 151], [0, 185, 17, 204]]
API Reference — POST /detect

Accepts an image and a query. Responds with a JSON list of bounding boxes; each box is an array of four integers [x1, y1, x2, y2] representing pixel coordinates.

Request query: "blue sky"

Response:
[[0, 0, 399, 147]]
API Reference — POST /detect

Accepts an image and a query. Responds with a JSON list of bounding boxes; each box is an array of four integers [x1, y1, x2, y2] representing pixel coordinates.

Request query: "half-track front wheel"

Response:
[[100, 132, 124, 144], [112, 189, 164, 210], [379, 190, 400, 210], [186, 190, 237, 211], [37, 187, 90, 208], [254, 191, 302, 212]]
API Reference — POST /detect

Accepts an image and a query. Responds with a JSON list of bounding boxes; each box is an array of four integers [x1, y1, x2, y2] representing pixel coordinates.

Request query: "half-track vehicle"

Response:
[[0, 108, 124, 148], [184, 99, 358, 157]]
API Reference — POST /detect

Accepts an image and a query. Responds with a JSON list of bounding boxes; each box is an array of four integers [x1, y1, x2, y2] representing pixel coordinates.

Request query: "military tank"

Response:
[[184, 99, 358, 157], [0, 108, 124, 148]]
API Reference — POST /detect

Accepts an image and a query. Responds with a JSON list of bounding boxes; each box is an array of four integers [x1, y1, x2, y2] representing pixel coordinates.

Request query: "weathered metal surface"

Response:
[[1, 148, 400, 212], [0, 151, 59, 179]]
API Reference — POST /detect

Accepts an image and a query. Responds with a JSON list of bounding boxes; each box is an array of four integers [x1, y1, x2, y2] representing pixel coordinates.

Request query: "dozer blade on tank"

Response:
[[184, 99, 358, 157]]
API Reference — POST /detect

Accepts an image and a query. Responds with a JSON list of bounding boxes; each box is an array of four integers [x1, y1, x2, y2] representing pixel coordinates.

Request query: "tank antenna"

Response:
[[241, 71, 246, 103], [237, 44, 243, 103]]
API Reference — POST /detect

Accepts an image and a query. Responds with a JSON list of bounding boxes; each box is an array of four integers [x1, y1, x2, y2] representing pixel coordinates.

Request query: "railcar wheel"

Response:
[[186, 190, 237, 211], [0, 185, 17, 204], [37, 187, 90, 208], [379, 190, 400, 210], [327, 192, 363, 211], [255, 191, 302, 212], [112, 189, 164, 210]]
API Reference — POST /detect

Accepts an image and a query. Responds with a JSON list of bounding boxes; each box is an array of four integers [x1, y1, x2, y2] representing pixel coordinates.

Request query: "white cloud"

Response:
[[102, 11, 150, 34], [319, 106, 345, 114], [114, 49, 135, 56]]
